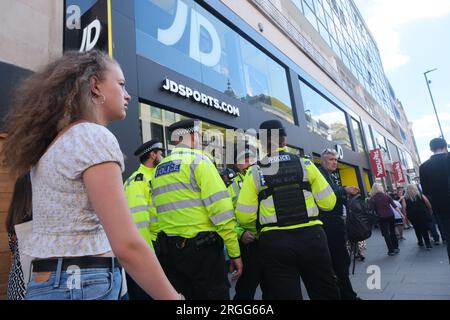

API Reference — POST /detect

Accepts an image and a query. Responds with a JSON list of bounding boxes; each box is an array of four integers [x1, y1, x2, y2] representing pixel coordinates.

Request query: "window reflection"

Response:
[[300, 80, 351, 149], [351, 118, 365, 154], [361, 121, 374, 150], [372, 128, 390, 160], [136, 0, 294, 123], [140, 102, 228, 169]]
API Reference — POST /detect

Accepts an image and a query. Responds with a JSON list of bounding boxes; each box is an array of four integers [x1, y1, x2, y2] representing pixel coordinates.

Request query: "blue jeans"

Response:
[[25, 259, 122, 300]]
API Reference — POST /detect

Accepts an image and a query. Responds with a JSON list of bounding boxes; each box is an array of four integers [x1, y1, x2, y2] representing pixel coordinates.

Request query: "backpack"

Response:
[[346, 195, 377, 242], [346, 195, 378, 274]]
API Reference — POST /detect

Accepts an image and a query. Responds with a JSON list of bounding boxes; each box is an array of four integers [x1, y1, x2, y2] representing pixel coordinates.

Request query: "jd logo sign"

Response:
[[64, 1, 109, 53], [157, 0, 221, 67]]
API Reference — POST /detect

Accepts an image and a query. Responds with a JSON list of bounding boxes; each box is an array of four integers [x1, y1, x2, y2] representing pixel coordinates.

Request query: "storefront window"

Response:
[[405, 152, 414, 170], [136, 0, 294, 123], [372, 128, 389, 160], [363, 170, 372, 194], [361, 121, 374, 150], [399, 148, 407, 167], [300, 80, 351, 149], [351, 118, 365, 154], [140, 102, 229, 168], [387, 140, 399, 161]]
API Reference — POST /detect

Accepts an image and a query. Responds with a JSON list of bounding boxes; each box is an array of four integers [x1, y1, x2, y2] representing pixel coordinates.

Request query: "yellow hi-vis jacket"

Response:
[[227, 171, 246, 208], [227, 170, 256, 239], [152, 146, 240, 258], [124, 164, 159, 251], [235, 148, 336, 233]]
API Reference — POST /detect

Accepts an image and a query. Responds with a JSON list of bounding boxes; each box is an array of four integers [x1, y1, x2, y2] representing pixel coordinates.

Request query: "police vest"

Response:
[[257, 151, 315, 230]]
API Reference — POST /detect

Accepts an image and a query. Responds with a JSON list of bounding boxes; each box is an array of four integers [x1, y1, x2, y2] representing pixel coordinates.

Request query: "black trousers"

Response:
[[379, 216, 399, 253], [233, 241, 263, 300], [258, 225, 340, 300], [410, 217, 432, 247], [125, 273, 153, 300], [320, 215, 358, 300], [436, 214, 450, 263], [157, 233, 229, 300], [125, 239, 160, 300]]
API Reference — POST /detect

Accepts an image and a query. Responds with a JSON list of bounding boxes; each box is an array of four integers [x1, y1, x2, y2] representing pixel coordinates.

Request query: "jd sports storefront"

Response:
[[64, 0, 396, 195]]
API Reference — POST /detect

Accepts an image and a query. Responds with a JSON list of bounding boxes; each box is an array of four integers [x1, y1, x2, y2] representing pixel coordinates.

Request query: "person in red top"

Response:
[[368, 183, 400, 256]]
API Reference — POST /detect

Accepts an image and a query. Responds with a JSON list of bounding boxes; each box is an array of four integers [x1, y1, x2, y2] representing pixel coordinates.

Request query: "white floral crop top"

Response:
[[23, 122, 125, 258]]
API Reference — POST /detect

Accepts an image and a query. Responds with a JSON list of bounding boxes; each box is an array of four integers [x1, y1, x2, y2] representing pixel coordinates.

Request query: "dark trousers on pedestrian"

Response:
[[125, 239, 160, 300], [379, 216, 398, 253], [409, 215, 432, 248], [233, 241, 263, 300], [434, 214, 446, 242], [125, 273, 153, 300], [428, 215, 441, 243], [258, 225, 340, 300], [320, 215, 358, 300], [413, 222, 432, 247], [436, 214, 450, 263], [157, 232, 229, 300]]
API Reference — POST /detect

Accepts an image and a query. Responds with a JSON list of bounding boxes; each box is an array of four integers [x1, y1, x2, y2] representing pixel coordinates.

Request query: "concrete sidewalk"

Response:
[[349, 227, 450, 300], [229, 227, 450, 300]]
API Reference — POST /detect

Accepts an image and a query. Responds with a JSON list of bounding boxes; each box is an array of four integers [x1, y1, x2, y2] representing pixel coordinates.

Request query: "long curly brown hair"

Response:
[[1, 50, 117, 176]]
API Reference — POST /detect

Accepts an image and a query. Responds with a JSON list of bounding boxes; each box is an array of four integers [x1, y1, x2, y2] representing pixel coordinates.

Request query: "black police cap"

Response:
[[259, 120, 287, 137], [134, 139, 165, 157], [168, 119, 201, 137]]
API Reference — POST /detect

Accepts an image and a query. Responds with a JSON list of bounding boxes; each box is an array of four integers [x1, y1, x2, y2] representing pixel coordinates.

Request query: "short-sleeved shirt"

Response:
[[23, 122, 125, 258]]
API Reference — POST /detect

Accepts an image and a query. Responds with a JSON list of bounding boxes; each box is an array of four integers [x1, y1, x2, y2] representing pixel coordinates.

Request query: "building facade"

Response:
[[72, 0, 417, 191], [0, 0, 421, 298]]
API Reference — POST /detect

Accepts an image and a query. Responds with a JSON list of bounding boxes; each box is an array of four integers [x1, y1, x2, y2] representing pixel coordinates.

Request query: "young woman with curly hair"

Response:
[[1, 50, 181, 300]]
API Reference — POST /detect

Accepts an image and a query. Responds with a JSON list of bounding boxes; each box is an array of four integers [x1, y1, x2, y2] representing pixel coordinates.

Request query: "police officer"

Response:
[[318, 148, 360, 300], [152, 119, 242, 300], [228, 149, 255, 207], [230, 148, 263, 300], [235, 120, 340, 300], [123, 138, 165, 300]]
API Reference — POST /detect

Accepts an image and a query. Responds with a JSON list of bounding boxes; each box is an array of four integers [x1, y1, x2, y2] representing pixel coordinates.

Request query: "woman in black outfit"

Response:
[[401, 184, 433, 249]]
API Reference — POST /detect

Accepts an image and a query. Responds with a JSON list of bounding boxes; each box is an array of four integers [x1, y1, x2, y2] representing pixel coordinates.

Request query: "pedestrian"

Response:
[[152, 119, 242, 300], [397, 187, 413, 229], [368, 183, 400, 256], [389, 193, 406, 240], [123, 139, 165, 299], [5, 173, 32, 300], [401, 184, 433, 250], [235, 120, 340, 300], [230, 148, 262, 300], [0, 50, 181, 300], [318, 148, 360, 300], [419, 137, 450, 262]]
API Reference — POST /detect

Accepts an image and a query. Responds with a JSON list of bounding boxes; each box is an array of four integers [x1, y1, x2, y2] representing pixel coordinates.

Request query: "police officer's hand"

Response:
[[229, 257, 243, 282], [241, 231, 256, 244], [345, 186, 359, 195]]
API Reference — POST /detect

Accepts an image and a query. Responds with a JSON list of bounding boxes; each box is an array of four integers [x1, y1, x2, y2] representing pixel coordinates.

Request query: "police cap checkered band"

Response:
[[168, 119, 201, 138], [134, 139, 165, 157]]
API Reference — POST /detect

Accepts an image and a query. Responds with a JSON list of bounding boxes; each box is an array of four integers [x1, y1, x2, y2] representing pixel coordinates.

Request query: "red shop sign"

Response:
[[370, 149, 386, 178], [393, 161, 406, 183]]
